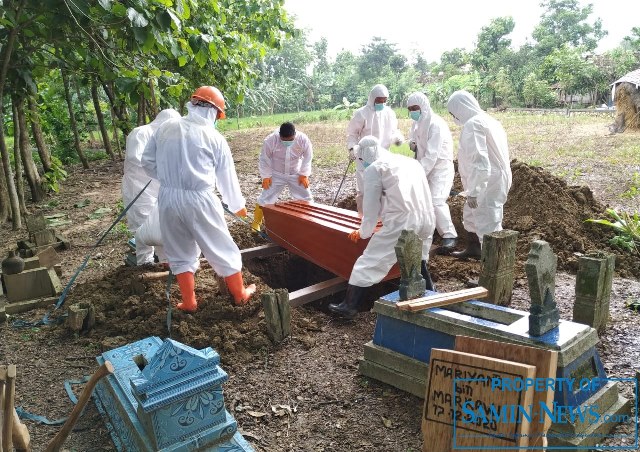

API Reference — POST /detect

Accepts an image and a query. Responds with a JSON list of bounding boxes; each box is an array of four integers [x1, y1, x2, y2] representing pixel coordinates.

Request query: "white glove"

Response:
[[409, 141, 417, 153], [467, 197, 478, 209]]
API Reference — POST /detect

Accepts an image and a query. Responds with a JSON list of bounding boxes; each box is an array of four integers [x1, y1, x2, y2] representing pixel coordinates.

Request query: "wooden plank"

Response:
[[422, 349, 536, 452], [396, 287, 488, 311], [455, 336, 558, 448], [240, 243, 285, 260], [2, 365, 16, 452], [289, 277, 348, 307]]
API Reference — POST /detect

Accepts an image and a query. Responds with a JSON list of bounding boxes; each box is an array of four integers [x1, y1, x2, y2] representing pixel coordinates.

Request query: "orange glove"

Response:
[[262, 177, 272, 189], [235, 208, 248, 218], [298, 175, 309, 188], [348, 230, 361, 243]]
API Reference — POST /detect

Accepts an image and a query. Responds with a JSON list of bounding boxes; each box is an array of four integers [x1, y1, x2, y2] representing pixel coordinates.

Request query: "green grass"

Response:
[[218, 108, 353, 132]]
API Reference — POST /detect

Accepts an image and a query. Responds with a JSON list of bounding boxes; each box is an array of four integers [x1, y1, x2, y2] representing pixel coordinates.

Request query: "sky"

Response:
[[283, 0, 638, 63]]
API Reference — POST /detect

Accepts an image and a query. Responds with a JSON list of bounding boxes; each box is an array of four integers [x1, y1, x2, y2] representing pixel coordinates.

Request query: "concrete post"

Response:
[[478, 230, 519, 306], [573, 251, 615, 333]]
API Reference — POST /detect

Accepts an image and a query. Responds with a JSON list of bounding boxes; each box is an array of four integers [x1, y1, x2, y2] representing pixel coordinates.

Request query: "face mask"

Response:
[[282, 140, 294, 148], [410, 111, 421, 121], [362, 161, 371, 169], [374, 103, 384, 112]]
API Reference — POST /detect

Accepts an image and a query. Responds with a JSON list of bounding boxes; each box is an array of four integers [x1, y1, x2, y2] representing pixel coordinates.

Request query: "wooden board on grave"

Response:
[[422, 349, 536, 452], [455, 336, 558, 447]]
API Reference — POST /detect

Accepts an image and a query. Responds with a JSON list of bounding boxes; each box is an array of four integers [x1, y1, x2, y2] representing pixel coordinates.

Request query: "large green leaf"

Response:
[[127, 7, 149, 27]]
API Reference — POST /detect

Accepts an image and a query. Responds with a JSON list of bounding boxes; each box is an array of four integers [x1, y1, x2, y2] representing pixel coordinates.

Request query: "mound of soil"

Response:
[[444, 160, 639, 279]]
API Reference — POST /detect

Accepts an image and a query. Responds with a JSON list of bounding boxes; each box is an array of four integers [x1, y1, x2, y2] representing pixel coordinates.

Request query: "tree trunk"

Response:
[[27, 95, 52, 172], [0, 0, 27, 229], [111, 107, 122, 158], [91, 79, 115, 160], [74, 78, 98, 142], [61, 67, 89, 169], [148, 78, 158, 118], [12, 100, 28, 214], [137, 90, 145, 126], [16, 95, 44, 202], [100, 80, 131, 135]]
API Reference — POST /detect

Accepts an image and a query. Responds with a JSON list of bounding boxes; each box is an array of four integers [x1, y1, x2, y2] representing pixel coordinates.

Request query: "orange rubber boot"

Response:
[[224, 271, 256, 306], [176, 272, 197, 313]]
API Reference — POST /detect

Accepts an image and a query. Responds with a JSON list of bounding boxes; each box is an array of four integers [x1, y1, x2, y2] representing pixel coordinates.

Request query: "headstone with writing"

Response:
[[455, 336, 558, 448], [422, 349, 536, 452], [526, 241, 560, 336], [394, 230, 426, 300]]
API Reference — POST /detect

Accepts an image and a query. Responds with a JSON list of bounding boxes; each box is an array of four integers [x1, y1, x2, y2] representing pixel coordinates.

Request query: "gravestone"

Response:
[[526, 241, 560, 336], [573, 251, 615, 333], [394, 230, 425, 300], [478, 230, 519, 306], [261, 289, 291, 344]]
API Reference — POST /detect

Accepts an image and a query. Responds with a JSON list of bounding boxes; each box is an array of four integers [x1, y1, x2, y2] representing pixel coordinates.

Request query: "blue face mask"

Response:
[[374, 103, 384, 112], [410, 111, 421, 121], [362, 161, 371, 169], [282, 140, 294, 148]]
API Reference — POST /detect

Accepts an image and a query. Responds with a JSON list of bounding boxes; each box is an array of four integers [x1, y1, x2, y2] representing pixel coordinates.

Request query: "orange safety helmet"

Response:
[[191, 85, 226, 119]]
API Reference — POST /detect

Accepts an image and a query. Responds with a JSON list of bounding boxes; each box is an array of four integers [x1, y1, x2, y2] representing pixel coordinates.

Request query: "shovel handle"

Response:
[[45, 361, 114, 452]]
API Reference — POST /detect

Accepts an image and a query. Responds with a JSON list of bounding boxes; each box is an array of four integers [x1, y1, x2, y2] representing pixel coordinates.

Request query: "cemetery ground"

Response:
[[1, 112, 640, 451]]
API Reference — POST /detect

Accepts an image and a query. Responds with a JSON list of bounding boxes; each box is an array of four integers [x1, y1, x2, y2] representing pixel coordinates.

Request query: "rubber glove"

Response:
[[262, 177, 272, 189], [467, 197, 478, 209], [348, 230, 361, 243], [235, 208, 248, 218], [409, 141, 417, 153], [298, 175, 309, 188]]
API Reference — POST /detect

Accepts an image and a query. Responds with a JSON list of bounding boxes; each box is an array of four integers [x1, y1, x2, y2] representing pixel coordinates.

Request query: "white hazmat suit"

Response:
[[346, 84, 404, 214], [349, 137, 435, 287], [257, 129, 313, 205], [122, 109, 180, 264], [407, 92, 457, 241], [141, 102, 246, 277], [447, 90, 512, 244]]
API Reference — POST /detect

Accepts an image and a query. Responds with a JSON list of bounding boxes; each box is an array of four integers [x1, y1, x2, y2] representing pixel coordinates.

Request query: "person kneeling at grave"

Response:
[[328, 136, 436, 320]]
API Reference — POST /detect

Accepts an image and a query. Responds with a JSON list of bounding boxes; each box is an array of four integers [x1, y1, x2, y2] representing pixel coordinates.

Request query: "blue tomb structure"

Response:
[[93, 336, 253, 451], [359, 291, 631, 449]]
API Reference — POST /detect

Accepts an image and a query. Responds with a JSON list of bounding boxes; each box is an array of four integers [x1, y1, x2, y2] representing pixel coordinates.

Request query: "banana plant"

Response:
[[587, 208, 640, 255]]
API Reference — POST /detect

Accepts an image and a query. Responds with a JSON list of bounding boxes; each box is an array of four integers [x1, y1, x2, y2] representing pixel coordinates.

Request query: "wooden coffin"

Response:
[[262, 200, 400, 281]]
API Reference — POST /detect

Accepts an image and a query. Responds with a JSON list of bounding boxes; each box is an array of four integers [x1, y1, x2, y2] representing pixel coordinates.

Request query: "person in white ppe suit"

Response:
[[141, 85, 256, 313], [251, 122, 313, 232], [346, 84, 404, 214], [328, 136, 436, 320], [446, 90, 512, 259], [122, 108, 180, 265], [407, 92, 458, 254]]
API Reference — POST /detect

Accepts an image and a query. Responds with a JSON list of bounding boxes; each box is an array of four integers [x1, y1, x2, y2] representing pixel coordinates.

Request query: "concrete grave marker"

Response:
[[526, 240, 560, 336], [573, 251, 615, 333], [394, 230, 425, 300], [478, 230, 519, 306]]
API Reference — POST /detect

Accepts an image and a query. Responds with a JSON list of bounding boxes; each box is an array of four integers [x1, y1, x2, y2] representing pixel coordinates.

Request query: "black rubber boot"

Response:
[[451, 231, 481, 260], [435, 237, 458, 255], [421, 260, 436, 292], [328, 284, 367, 320]]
